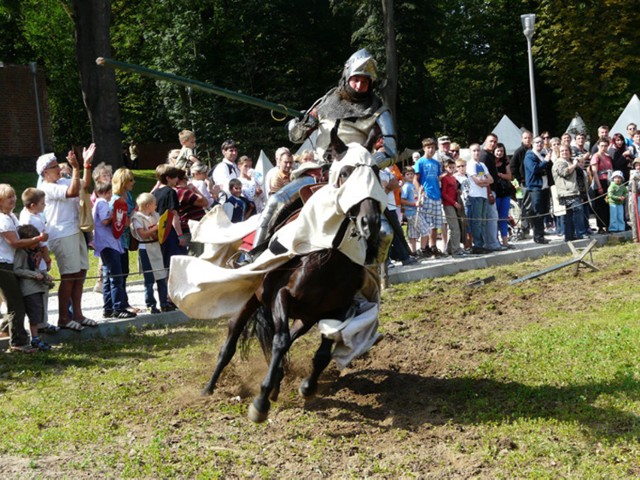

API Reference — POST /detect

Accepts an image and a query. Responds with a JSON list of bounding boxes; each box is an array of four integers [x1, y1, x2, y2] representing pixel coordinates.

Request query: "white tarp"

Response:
[[491, 114, 522, 155], [611, 94, 640, 137]]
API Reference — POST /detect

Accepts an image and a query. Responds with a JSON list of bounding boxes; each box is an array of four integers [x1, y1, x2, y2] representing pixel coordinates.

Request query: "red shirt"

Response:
[[441, 174, 459, 207], [175, 186, 206, 233]]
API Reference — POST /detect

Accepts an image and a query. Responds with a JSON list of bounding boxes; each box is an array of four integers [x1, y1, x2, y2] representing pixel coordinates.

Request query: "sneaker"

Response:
[[114, 310, 137, 319], [31, 336, 51, 352], [37, 322, 60, 334], [402, 256, 418, 266], [161, 304, 178, 312], [147, 306, 161, 314], [103, 310, 113, 319]]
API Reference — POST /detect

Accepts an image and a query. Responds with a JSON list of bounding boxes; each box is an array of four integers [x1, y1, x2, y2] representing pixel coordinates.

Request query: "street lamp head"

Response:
[[521, 13, 536, 40]]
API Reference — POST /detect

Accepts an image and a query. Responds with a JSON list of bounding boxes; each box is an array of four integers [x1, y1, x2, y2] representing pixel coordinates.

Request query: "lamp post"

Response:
[[521, 14, 539, 137], [30, 62, 45, 155]]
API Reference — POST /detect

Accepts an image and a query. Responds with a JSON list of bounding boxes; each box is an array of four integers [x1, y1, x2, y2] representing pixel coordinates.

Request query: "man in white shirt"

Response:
[[466, 144, 494, 254], [212, 139, 240, 195]]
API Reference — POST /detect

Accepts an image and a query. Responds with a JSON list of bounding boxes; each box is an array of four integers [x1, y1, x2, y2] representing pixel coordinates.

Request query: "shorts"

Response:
[[419, 198, 443, 229], [406, 214, 430, 239], [49, 231, 89, 275]]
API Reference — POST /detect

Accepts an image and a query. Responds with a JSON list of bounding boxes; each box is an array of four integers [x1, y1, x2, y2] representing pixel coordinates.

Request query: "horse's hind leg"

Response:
[[203, 295, 259, 396], [248, 289, 292, 423], [299, 336, 334, 399]]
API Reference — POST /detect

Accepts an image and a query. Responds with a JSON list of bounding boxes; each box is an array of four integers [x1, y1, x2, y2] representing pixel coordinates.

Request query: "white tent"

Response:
[[253, 149, 274, 187], [491, 114, 522, 155], [611, 94, 640, 137], [295, 130, 318, 156], [565, 113, 587, 136]]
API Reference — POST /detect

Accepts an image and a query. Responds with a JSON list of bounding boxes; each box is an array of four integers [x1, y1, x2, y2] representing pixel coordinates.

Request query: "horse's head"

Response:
[[323, 119, 348, 164], [337, 163, 382, 264]]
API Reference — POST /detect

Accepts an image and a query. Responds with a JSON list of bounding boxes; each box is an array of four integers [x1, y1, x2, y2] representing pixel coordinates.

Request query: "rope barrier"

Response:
[[48, 267, 168, 283], [425, 178, 632, 223]]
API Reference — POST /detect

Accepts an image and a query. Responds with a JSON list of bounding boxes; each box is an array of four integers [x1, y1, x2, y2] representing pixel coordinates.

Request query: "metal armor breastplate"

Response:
[[314, 112, 382, 158]]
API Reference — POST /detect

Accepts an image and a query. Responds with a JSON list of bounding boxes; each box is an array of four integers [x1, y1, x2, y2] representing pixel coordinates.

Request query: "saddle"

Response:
[[228, 183, 328, 267]]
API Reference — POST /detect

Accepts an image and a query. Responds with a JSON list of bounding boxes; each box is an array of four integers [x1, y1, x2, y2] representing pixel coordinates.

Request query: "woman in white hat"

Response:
[[37, 144, 96, 331]]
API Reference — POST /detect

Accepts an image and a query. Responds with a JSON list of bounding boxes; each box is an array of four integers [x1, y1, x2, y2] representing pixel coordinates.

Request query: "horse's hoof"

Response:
[[248, 403, 269, 423], [201, 387, 213, 397], [298, 379, 317, 399]]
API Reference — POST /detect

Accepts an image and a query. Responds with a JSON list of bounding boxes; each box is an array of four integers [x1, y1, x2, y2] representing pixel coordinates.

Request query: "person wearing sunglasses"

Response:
[[625, 123, 637, 147], [450, 143, 461, 159]]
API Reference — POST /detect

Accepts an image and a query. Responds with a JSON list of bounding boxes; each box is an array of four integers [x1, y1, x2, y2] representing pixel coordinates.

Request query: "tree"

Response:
[[381, 0, 398, 124], [71, 0, 122, 166], [535, 0, 640, 138]]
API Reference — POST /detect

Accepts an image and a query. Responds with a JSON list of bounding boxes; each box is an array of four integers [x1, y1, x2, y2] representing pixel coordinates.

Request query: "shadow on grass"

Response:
[[304, 368, 640, 442], [0, 321, 219, 382]]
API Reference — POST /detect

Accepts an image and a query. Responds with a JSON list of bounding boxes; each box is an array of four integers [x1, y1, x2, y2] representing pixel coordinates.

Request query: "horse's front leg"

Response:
[[248, 289, 292, 423], [203, 295, 260, 395], [269, 320, 312, 402], [299, 335, 334, 399]]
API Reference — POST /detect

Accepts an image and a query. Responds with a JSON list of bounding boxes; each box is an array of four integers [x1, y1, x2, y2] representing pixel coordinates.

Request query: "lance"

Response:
[[96, 57, 304, 119]]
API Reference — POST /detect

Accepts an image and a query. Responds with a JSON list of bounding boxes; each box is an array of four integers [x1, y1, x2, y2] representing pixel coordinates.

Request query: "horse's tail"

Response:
[[240, 305, 275, 360]]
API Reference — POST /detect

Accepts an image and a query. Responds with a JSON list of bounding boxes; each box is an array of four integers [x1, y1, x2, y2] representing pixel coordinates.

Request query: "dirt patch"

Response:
[[3, 247, 635, 477]]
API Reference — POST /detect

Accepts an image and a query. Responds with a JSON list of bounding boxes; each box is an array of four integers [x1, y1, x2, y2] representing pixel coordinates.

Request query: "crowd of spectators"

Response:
[[390, 124, 640, 261], [0, 130, 321, 352], [2, 124, 639, 352]]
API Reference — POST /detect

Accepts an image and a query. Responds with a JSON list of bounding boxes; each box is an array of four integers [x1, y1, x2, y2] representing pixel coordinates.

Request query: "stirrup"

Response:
[[226, 250, 253, 269]]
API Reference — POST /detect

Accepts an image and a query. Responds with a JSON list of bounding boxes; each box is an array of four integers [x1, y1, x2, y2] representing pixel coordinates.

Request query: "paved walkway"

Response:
[[1, 281, 190, 349]]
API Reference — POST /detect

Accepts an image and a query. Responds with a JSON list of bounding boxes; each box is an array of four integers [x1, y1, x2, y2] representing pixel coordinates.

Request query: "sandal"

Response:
[[9, 344, 37, 353], [59, 320, 84, 332], [80, 318, 99, 327]]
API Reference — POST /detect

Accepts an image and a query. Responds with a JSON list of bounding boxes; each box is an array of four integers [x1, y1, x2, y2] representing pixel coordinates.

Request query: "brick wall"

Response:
[[0, 63, 53, 173]]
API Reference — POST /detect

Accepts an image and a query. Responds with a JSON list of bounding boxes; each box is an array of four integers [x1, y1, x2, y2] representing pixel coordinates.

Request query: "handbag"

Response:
[[129, 234, 139, 252], [78, 187, 94, 233]]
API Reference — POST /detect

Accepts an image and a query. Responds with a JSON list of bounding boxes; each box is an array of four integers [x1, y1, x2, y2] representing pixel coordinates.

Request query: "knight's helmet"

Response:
[[341, 49, 378, 86]]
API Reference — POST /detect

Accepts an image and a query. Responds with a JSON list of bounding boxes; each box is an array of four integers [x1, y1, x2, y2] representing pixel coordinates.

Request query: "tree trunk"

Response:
[[72, 0, 122, 168], [381, 0, 397, 128]]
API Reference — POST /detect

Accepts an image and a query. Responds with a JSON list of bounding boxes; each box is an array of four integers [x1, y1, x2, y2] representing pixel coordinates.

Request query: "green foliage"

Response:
[[3, 0, 640, 156], [109, 0, 354, 159], [535, 0, 640, 138], [13, 0, 90, 151]]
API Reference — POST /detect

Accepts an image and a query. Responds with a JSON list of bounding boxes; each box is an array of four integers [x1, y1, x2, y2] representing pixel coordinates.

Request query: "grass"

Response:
[[4, 169, 158, 289], [2, 241, 640, 477]]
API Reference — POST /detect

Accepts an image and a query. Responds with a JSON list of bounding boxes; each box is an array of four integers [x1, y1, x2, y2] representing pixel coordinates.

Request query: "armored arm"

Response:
[[371, 108, 397, 170], [287, 96, 324, 144]]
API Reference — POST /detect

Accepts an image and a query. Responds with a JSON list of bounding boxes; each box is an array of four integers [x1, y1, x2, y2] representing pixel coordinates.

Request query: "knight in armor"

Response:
[[288, 48, 396, 177], [254, 49, 414, 265]]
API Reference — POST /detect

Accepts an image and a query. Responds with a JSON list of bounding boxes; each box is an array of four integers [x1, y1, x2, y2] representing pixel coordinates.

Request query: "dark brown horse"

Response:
[[203, 160, 382, 423]]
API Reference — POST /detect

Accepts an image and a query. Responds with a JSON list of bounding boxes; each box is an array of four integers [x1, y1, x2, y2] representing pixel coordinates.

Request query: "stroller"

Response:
[[508, 199, 523, 241]]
